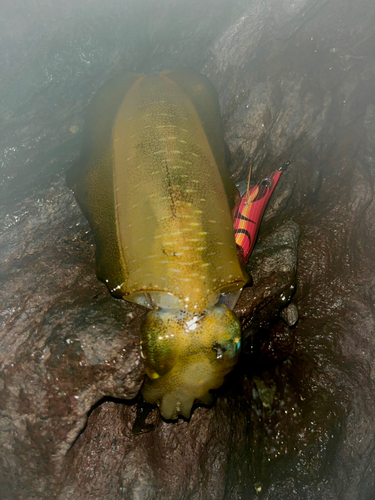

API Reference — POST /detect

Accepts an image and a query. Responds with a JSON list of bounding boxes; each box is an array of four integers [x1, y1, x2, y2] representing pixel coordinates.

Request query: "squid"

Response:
[[67, 69, 284, 420]]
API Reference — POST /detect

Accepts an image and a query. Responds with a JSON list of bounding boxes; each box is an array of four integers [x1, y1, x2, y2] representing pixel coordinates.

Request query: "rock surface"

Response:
[[1, 0, 375, 499]]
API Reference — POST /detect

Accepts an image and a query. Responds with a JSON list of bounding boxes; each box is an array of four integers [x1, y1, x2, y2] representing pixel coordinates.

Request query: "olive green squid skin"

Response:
[[67, 69, 248, 420]]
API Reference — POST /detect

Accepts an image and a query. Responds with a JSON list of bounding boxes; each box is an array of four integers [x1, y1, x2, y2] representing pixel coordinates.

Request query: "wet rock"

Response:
[[225, 81, 281, 180], [234, 219, 300, 334], [280, 303, 299, 327], [0, 176, 145, 496], [1, 0, 375, 498]]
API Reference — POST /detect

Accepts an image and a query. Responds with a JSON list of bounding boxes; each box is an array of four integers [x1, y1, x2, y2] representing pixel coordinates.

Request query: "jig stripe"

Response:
[[234, 168, 283, 263]]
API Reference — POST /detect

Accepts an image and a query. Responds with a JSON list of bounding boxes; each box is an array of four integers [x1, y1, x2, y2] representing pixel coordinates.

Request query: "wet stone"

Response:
[[234, 219, 300, 335], [280, 302, 299, 327]]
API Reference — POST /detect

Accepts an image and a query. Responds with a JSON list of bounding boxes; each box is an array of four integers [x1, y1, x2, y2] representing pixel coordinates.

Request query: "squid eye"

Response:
[[209, 306, 242, 364], [212, 342, 224, 360], [261, 179, 271, 187], [212, 337, 241, 361], [233, 337, 241, 356]]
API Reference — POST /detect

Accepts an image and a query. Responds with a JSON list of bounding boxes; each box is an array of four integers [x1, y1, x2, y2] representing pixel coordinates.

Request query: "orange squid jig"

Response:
[[234, 162, 289, 265]]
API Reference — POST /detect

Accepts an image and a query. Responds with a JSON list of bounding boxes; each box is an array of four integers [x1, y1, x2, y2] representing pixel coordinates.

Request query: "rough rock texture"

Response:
[[0, 176, 145, 497], [1, 0, 375, 499]]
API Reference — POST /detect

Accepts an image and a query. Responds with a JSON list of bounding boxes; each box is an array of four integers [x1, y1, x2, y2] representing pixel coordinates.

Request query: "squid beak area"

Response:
[[141, 355, 224, 420]]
